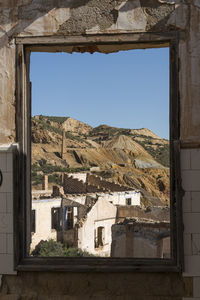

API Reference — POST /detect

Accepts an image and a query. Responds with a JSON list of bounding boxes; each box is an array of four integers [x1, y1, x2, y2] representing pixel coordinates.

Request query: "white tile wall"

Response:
[[182, 149, 200, 299], [181, 149, 191, 170], [183, 192, 192, 212], [182, 170, 200, 192], [0, 234, 7, 253], [0, 193, 7, 213], [191, 192, 200, 212], [0, 145, 16, 275], [184, 233, 192, 255], [183, 213, 200, 234], [191, 149, 200, 170], [192, 234, 200, 255]]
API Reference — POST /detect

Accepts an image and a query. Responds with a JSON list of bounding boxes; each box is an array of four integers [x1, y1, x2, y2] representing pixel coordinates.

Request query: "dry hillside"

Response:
[[31, 115, 170, 207]]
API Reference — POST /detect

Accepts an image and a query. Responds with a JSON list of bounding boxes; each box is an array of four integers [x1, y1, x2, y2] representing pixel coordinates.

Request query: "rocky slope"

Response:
[[31, 115, 170, 206]]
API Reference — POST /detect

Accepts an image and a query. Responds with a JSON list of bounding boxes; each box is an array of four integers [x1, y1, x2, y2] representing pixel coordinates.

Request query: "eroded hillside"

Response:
[[31, 115, 170, 206]]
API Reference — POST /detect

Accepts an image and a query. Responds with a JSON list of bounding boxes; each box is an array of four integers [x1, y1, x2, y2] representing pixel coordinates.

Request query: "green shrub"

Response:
[[48, 173, 62, 185], [63, 247, 95, 257], [32, 239, 64, 256], [32, 239, 95, 257], [32, 173, 43, 185]]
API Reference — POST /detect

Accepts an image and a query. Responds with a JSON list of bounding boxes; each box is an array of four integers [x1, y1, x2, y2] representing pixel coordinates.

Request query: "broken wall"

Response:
[[0, 0, 200, 299]]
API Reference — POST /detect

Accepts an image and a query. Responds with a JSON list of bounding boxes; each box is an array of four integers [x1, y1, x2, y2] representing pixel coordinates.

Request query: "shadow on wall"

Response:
[[0, 0, 176, 50]]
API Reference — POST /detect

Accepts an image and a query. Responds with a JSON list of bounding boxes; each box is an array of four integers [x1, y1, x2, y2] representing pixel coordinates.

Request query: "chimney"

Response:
[[42, 175, 48, 191], [52, 185, 60, 197], [61, 129, 66, 159]]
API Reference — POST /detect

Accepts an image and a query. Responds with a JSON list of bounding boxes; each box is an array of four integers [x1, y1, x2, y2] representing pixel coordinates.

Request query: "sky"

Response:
[[30, 47, 169, 139]]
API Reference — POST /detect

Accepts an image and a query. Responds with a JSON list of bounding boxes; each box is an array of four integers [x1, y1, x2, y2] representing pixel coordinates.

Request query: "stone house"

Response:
[[31, 198, 62, 251]]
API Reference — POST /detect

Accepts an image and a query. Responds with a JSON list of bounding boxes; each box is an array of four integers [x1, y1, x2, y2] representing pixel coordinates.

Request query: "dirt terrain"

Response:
[[31, 115, 170, 206]]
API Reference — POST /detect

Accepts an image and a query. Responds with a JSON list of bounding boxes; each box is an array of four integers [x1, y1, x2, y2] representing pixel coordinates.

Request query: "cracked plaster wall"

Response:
[[0, 0, 200, 299], [0, 0, 199, 143]]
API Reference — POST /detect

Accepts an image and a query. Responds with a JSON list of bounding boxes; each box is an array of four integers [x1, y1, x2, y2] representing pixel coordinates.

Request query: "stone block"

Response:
[[191, 149, 200, 170], [181, 149, 191, 170], [117, 1, 147, 31], [192, 192, 200, 212], [182, 170, 200, 192]]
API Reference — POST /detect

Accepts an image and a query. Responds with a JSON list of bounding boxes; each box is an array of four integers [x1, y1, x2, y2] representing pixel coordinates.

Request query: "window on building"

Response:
[[51, 208, 61, 231], [15, 33, 182, 271], [126, 198, 132, 206], [95, 227, 105, 248], [64, 207, 74, 230]]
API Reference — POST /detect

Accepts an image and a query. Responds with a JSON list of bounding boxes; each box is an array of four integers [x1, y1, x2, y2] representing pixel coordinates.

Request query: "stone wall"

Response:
[[63, 173, 130, 194], [111, 221, 170, 258], [87, 174, 130, 192], [63, 174, 87, 194], [0, 272, 193, 300], [117, 206, 170, 222]]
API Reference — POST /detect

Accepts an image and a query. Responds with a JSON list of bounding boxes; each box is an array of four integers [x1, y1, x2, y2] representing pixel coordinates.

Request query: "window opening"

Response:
[[29, 47, 171, 260], [126, 198, 132, 206], [51, 207, 61, 231]]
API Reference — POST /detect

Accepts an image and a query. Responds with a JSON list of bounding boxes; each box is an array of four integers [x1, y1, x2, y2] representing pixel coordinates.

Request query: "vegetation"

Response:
[[33, 118, 62, 135], [32, 239, 95, 257], [91, 125, 130, 137], [32, 159, 89, 174], [32, 239, 64, 256], [31, 159, 89, 185], [42, 116, 69, 124], [31, 173, 43, 186], [135, 139, 169, 168], [65, 131, 89, 144]]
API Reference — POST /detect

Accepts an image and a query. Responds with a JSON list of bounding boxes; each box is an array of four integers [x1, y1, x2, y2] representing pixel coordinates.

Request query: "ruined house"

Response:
[[0, 1, 200, 299]]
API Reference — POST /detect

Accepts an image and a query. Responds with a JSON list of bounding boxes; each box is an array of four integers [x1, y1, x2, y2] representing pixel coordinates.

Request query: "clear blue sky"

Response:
[[30, 47, 169, 139]]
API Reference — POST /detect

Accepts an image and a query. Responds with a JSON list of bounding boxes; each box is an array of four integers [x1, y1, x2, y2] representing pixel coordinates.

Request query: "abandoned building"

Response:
[[0, 0, 200, 299], [30, 175, 144, 256], [31, 197, 62, 251], [111, 219, 170, 258]]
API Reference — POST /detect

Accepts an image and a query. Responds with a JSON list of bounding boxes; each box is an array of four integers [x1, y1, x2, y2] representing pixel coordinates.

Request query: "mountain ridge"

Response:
[[31, 115, 170, 207]]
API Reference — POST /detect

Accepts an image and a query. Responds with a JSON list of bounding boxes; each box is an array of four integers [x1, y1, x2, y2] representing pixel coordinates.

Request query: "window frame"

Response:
[[14, 32, 183, 272]]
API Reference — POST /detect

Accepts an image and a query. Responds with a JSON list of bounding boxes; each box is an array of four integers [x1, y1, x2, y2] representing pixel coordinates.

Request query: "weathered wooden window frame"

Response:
[[14, 32, 183, 272]]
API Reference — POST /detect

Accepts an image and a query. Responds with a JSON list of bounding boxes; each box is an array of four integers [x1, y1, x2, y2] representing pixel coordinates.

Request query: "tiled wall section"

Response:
[[0, 145, 16, 274], [0, 146, 200, 294], [182, 149, 200, 299]]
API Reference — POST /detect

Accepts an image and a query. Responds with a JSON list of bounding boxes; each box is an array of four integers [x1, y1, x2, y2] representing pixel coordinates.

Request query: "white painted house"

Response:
[[31, 198, 62, 251]]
